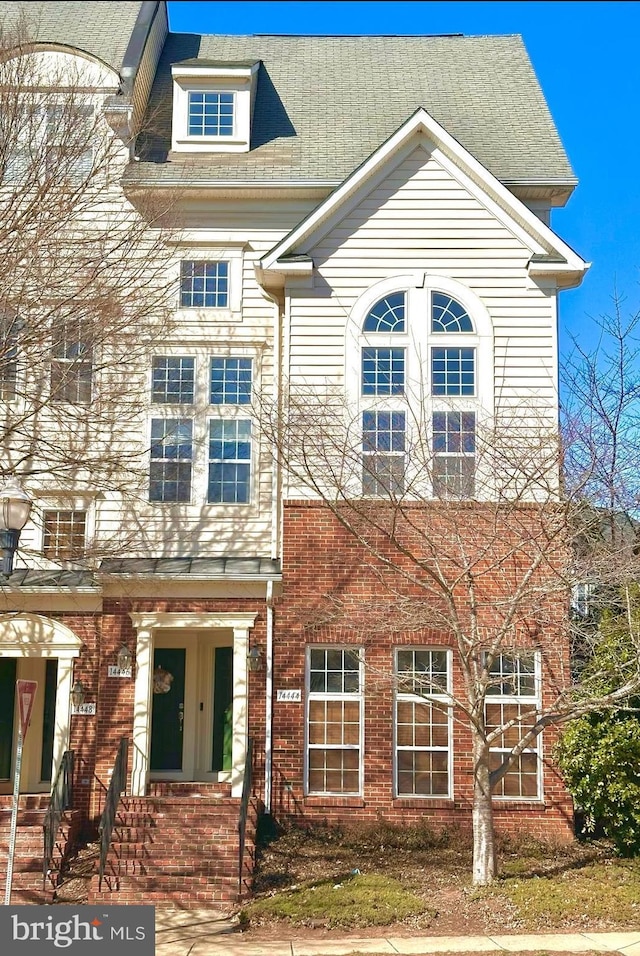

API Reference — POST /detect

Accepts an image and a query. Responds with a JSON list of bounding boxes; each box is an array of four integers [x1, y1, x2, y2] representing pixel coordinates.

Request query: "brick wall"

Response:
[[269, 500, 574, 840]]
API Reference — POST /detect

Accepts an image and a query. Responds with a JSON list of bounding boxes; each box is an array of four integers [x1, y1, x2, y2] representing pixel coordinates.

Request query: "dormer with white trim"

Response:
[[171, 58, 260, 153]]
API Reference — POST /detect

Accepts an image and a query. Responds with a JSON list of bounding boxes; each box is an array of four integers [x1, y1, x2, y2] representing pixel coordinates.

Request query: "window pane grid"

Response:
[[149, 418, 193, 502], [485, 653, 540, 799], [180, 260, 229, 308], [208, 419, 251, 503], [431, 292, 474, 332], [307, 648, 362, 795], [362, 411, 405, 496], [152, 356, 195, 404], [362, 347, 405, 395], [431, 347, 475, 395], [188, 91, 234, 137], [363, 292, 406, 332], [210, 357, 252, 404], [42, 510, 86, 559], [395, 650, 450, 797], [50, 319, 93, 404]]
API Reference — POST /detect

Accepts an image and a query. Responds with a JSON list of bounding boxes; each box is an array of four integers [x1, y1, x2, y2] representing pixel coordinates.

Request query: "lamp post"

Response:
[[0, 480, 32, 576]]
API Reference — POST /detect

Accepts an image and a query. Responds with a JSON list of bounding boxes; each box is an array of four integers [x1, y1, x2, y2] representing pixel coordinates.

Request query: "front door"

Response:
[[150, 648, 186, 772], [0, 657, 58, 793], [149, 634, 235, 781]]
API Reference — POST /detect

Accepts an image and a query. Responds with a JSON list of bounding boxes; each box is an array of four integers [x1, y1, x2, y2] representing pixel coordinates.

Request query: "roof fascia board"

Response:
[[260, 107, 587, 277]]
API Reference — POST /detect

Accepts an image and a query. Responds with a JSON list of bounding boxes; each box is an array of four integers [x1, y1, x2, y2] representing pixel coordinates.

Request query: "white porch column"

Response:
[[131, 624, 154, 796], [52, 654, 74, 783], [231, 625, 249, 798]]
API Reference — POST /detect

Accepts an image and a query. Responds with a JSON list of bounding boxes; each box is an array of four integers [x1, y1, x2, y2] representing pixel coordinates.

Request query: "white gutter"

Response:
[[256, 275, 285, 813]]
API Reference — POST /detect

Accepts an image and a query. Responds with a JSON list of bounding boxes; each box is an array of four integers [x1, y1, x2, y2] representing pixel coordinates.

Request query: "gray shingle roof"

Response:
[[0, 1, 147, 74], [131, 32, 575, 188], [99, 557, 282, 578]]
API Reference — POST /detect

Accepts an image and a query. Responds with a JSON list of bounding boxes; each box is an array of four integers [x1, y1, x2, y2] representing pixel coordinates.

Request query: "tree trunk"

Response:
[[472, 738, 497, 884]]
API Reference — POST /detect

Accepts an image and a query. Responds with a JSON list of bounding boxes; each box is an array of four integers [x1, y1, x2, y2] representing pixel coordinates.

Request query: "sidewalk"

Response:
[[154, 911, 640, 956]]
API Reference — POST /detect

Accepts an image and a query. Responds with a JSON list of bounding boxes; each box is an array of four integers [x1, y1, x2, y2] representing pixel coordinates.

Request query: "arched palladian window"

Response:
[[348, 274, 493, 500]]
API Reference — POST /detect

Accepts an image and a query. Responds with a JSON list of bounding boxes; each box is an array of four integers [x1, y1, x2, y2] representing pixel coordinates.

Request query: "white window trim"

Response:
[[304, 646, 364, 797], [393, 647, 453, 800], [146, 347, 260, 512], [174, 246, 243, 321], [33, 496, 96, 563], [346, 272, 494, 500], [486, 650, 543, 802], [171, 63, 259, 153]]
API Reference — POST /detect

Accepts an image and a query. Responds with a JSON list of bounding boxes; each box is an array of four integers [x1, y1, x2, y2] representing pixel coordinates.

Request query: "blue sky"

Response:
[[166, 1, 640, 356]]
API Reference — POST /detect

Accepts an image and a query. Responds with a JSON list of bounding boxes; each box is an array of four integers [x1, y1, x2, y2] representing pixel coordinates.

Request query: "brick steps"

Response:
[[89, 783, 257, 907], [0, 796, 73, 904]]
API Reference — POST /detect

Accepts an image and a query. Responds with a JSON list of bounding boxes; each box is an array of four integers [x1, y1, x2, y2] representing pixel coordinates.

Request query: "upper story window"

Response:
[[149, 418, 193, 503], [210, 357, 252, 404], [171, 60, 260, 154], [180, 261, 229, 309], [0, 315, 18, 400], [363, 292, 406, 333], [349, 274, 492, 501], [152, 356, 195, 404], [431, 293, 473, 332], [50, 318, 93, 404], [188, 91, 234, 137], [42, 509, 86, 560]]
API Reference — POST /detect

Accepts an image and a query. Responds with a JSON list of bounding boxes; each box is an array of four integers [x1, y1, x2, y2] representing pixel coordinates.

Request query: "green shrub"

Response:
[[557, 714, 640, 856]]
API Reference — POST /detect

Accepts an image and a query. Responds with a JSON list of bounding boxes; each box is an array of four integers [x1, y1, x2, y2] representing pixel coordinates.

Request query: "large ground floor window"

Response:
[[306, 647, 363, 795]]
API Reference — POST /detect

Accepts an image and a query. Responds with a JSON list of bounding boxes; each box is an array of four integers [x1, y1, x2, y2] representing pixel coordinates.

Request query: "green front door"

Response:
[[0, 659, 17, 779], [212, 646, 233, 773], [150, 648, 186, 771]]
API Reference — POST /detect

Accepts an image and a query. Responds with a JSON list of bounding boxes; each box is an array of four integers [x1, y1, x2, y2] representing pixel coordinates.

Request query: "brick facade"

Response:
[[268, 500, 574, 841]]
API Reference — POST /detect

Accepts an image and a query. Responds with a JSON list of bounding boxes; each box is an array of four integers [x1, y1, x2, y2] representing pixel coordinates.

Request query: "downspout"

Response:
[[256, 268, 284, 813]]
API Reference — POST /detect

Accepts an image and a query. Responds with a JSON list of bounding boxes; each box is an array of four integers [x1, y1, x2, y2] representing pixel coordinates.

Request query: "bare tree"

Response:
[[260, 360, 640, 884], [0, 16, 178, 565]]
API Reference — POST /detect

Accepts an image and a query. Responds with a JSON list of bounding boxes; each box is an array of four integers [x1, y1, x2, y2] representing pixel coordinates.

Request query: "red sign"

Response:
[[16, 680, 37, 737]]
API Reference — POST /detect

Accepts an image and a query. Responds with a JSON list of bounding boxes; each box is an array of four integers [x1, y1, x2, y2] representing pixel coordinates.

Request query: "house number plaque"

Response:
[[276, 689, 301, 702]]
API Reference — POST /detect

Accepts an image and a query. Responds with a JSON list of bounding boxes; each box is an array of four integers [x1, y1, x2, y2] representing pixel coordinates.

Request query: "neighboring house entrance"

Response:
[[0, 613, 81, 794]]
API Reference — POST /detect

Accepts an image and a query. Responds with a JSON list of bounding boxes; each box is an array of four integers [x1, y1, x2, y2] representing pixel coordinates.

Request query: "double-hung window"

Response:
[[0, 315, 18, 400], [50, 318, 93, 404], [208, 420, 251, 503], [306, 647, 362, 795], [180, 261, 229, 309], [395, 649, 451, 797], [432, 411, 476, 498], [362, 410, 405, 496], [149, 418, 193, 503], [485, 651, 541, 799]]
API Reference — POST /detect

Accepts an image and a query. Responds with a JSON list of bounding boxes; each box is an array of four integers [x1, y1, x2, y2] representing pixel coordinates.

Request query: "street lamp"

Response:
[[0, 480, 32, 576]]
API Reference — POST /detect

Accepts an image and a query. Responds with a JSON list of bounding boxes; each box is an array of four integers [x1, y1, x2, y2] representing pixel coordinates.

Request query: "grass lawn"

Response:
[[238, 819, 640, 936]]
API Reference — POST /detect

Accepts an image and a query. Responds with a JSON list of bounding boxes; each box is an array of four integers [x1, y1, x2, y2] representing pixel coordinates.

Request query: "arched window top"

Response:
[[431, 292, 474, 333], [363, 292, 406, 333]]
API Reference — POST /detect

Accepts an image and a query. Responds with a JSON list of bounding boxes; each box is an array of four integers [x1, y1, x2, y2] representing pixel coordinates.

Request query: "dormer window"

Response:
[[171, 60, 260, 153], [188, 92, 234, 138]]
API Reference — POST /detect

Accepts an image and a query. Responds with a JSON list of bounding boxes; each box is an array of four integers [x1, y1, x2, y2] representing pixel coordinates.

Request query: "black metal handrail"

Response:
[[43, 750, 74, 887], [237, 736, 254, 897], [98, 736, 129, 889]]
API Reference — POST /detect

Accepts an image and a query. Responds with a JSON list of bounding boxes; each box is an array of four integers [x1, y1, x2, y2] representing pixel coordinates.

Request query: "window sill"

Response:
[[392, 797, 453, 809], [304, 796, 365, 809]]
